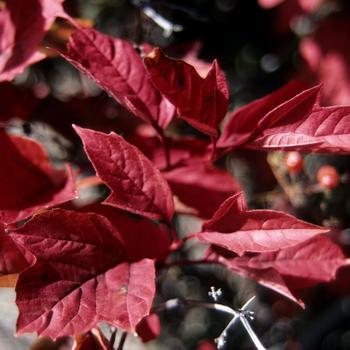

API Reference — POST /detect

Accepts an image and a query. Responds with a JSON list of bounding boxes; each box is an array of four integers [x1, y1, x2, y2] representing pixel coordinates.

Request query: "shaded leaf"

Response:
[[61, 28, 175, 130], [127, 129, 209, 171], [144, 48, 228, 138], [0, 224, 34, 275], [136, 313, 161, 343], [164, 160, 241, 219], [74, 126, 174, 222], [198, 192, 328, 256], [0, 132, 77, 224]]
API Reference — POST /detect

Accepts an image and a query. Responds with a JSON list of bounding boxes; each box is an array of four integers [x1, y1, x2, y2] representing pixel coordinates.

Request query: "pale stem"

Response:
[[154, 295, 266, 350], [141, 5, 183, 37]]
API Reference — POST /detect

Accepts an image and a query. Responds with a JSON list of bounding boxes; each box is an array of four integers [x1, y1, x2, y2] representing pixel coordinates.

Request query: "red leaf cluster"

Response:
[[1, 10, 349, 345]]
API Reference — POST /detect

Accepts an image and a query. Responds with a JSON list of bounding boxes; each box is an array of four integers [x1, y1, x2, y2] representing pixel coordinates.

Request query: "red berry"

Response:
[[286, 152, 303, 173], [317, 165, 339, 189]]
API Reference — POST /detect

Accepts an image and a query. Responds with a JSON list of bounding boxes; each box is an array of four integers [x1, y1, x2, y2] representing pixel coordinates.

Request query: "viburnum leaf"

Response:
[[61, 28, 175, 130], [11, 208, 157, 338], [0, 0, 68, 82], [212, 235, 347, 307], [144, 48, 228, 138], [0, 132, 77, 224], [219, 83, 350, 153], [74, 126, 174, 222], [197, 192, 328, 256], [164, 160, 241, 219]]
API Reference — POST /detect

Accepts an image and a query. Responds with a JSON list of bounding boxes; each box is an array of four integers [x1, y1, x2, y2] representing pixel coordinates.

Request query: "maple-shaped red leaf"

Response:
[[0, 0, 68, 82], [219, 83, 350, 153], [164, 160, 241, 219], [0, 223, 34, 275], [197, 192, 328, 256], [0, 132, 77, 224], [11, 208, 157, 338], [212, 235, 346, 307], [74, 126, 174, 222], [61, 28, 175, 130], [144, 48, 228, 138]]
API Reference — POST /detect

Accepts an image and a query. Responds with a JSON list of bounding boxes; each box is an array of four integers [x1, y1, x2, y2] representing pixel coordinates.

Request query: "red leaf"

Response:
[[217, 81, 306, 153], [0, 0, 67, 81], [61, 28, 175, 130], [198, 192, 328, 256], [219, 83, 350, 153], [164, 160, 241, 219], [136, 313, 161, 342], [144, 48, 228, 138], [0, 132, 77, 224], [11, 209, 156, 337], [74, 126, 174, 222], [213, 235, 346, 307], [234, 236, 346, 284], [0, 224, 34, 274]]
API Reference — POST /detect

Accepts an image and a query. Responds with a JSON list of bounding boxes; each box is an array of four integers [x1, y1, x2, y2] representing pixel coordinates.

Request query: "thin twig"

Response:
[[215, 315, 239, 349], [139, 4, 183, 37], [239, 316, 266, 350], [152, 298, 236, 316], [160, 132, 171, 170], [116, 332, 127, 350], [215, 295, 258, 349], [161, 258, 222, 269], [108, 328, 117, 350], [153, 296, 266, 350], [210, 136, 217, 161]]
